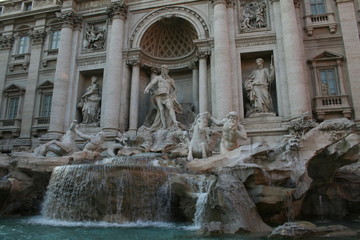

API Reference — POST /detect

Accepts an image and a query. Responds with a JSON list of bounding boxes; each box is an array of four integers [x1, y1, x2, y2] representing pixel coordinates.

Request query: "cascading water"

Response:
[[41, 156, 214, 226], [42, 164, 174, 223], [181, 175, 215, 227]]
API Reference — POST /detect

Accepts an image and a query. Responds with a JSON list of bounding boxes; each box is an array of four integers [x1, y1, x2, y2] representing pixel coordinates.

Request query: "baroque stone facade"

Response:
[[0, 0, 359, 150]]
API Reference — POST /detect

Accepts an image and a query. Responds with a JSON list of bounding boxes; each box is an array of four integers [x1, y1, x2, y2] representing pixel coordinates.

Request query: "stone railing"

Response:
[[0, 118, 21, 137], [9, 53, 30, 72], [304, 12, 337, 36], [313, 95, 352, 120], [0, 0, 61, 15]]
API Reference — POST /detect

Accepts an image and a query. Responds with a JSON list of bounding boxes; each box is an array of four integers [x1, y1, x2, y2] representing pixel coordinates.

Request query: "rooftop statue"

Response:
[[144, 65, 183, 131]]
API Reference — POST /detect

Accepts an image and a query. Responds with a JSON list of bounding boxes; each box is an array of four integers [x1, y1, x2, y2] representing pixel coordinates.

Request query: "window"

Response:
[[320, 69, 338, 96], [0, 7, 3, 15], [24, 2, 32, 11], [6, 97, 19, 119], [18, 36, 29, 54], [50, 30, 61, 50], [310, 0, 325, 15], [40, 94, 52, 117]]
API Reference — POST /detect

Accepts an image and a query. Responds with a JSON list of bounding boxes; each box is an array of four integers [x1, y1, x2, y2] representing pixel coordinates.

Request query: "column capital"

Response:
[[209, 0, 234, 6], [107, 1, 128, 20], [30, 30, 46, 45], [197, 49, 211, 58], [126, 57, 141, 66], [188, 60, 198, 70], [56, 11, 82, 29], [293, 0, 301, 8], [0, 35, 14, 50]]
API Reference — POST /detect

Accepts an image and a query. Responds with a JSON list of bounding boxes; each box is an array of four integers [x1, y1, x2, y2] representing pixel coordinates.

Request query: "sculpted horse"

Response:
[[187, 112, 214, 161]]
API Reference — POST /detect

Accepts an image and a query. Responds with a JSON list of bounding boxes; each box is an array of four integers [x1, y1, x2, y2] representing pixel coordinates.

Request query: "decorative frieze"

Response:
[[57, 11, 82, 28], [30, 30, 46, 45], [83, 23, 106, 51], [106, 1, 128, 20], [239, 0, 269, 32], [235, 34, 276, 47], [0, 35, 14, 50]]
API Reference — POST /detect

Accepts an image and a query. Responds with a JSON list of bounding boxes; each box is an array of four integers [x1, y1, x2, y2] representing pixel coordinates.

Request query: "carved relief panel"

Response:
[[238, 0, 270, 33], [82, 22, 107, 52]]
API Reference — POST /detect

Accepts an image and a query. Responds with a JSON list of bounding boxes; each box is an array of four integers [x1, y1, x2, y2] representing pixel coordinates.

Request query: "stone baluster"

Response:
[[128, 59, 141, 133], [336, 0, 360, 121], [48, 11, 81, 137], [18, 28, 46, 144], [210, 0, 233, 118], [101, 1, 128, 133], [280, 0, 311, 117]]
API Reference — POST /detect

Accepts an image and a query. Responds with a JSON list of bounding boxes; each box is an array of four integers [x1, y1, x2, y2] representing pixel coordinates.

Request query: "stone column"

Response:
[[48, 11, 81, 137], [102, 1, 128, 133], [210, 0, 233, 118], [272, 0, 290, 117], [336, 0, 360, 121], [189, 61, 199, 113], [280, 0, 311, 117], [227, 1, 240, 114], [198, 51, 209, 113], [18, 29, 46, 144], [128, 59, 141, 133]]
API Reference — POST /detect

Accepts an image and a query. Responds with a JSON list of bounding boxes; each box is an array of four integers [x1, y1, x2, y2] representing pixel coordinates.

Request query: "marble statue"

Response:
[[210, 112, 247, 154], [187, 112, 212, 161], [83, 24, 105, 50], [244, 58, 275, 117], [33, 120, 78, 156], [144, 65, 183, 131], [78, 76, 101, 126], [75, 127, 106, 153]]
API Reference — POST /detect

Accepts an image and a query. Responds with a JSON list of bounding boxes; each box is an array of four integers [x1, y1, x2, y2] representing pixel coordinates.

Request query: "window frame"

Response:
[[18, 35, 30, 55], [318, 67, 339, 96], [310, 0, 326, 15], [49, 30, 61, 50]]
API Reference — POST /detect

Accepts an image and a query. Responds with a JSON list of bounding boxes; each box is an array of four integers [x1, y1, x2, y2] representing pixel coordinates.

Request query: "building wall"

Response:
[[0, 0, 358, 150]]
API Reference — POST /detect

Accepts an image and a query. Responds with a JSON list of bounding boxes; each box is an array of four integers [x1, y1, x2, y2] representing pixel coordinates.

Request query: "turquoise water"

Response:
[[1, 216, 360, 240], [0, 216, 264, 240]]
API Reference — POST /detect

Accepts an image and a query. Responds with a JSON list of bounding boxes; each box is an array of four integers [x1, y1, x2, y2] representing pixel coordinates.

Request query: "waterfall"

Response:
[[41, 164, 174, 223], [284, 192, 294, 222], [183, 175, 215, 227]]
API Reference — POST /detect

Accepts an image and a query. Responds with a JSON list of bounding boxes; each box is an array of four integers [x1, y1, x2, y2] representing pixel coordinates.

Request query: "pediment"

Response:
[[38, 81, 54, 89], [4, 84, 25, 93], [310, 51, 344, 62]]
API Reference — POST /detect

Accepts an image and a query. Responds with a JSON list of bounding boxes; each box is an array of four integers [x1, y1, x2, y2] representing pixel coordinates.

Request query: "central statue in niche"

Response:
[[144, 65, 183, 131]]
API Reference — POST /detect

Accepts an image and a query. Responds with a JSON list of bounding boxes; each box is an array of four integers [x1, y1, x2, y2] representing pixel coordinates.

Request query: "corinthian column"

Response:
[[128, 59, 141, 133], [102, 1, 128, 133], [280, 0, 310, 117], [210, 0, 233, 118], [48, 11, 81, 137]]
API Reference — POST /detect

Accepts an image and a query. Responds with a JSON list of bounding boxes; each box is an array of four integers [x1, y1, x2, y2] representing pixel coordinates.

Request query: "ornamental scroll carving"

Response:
[[239, 0, 268, 32], [106, 1, 128, 19], [57, 11, 82, 28], [0, 35, 14, 50], [30, 30, 46, 45]]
